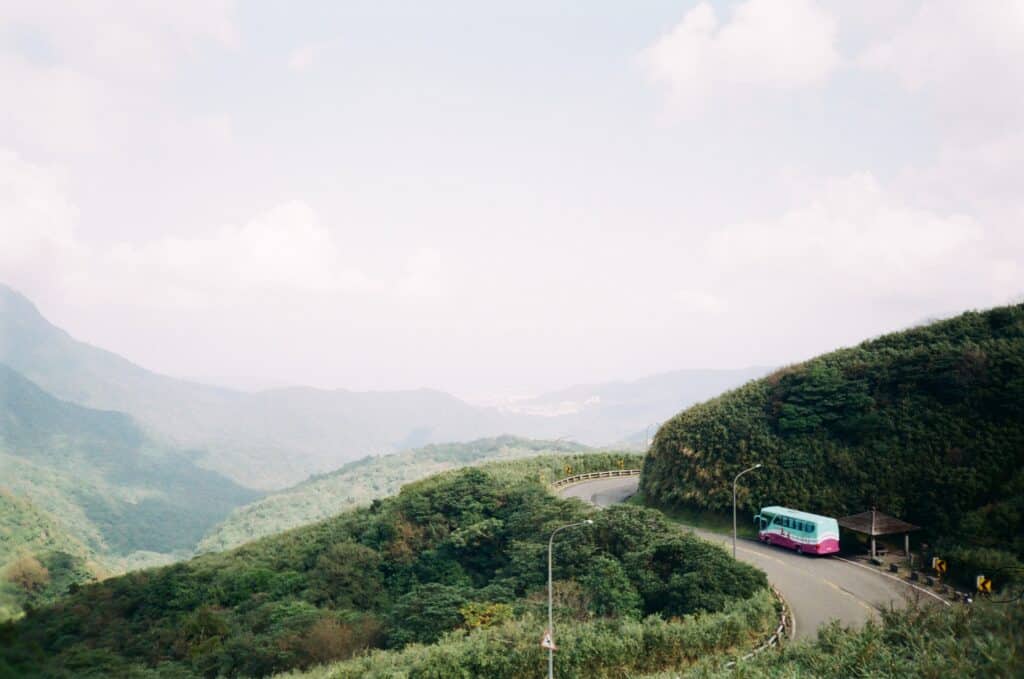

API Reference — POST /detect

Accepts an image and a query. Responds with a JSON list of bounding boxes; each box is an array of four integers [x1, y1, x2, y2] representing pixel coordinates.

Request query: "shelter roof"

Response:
[[838, 509, 920, 536]]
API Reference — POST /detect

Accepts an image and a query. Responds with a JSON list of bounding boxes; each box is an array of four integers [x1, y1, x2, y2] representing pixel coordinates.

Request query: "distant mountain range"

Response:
[[1, 283, 767, 490]]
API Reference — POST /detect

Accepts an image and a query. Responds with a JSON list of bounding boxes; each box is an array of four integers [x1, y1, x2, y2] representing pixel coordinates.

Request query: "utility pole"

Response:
[[733, 464, 762, 558], [547, 520, 593, 679]]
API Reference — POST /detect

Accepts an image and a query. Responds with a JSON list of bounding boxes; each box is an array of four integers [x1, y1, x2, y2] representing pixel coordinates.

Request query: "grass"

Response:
[[628, 492, 759, 540]]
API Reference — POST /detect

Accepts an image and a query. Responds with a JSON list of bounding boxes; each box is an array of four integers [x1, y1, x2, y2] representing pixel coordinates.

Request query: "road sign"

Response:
[[932, 557, 947, 575], [541, 629, 557, 650], [976, 575, 993, 594]]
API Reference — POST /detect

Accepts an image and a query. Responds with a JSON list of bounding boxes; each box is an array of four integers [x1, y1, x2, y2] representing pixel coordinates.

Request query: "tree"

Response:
[[580, 556, 641, 618], [4, 554, 49, 593]]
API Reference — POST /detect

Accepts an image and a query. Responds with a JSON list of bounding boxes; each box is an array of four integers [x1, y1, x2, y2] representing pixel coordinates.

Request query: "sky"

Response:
[[2, 1, 1023, 400]]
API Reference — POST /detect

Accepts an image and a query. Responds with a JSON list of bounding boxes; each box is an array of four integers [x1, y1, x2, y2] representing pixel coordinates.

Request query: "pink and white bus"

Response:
[[755, 505, 840, 555]]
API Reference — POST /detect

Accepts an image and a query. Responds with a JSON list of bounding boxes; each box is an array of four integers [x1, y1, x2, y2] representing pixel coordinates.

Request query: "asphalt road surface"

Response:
[[559, 476, 946, 640]]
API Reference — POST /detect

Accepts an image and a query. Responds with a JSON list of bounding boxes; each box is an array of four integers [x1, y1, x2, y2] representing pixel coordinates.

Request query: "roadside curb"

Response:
[[833, 556, 972, 607]]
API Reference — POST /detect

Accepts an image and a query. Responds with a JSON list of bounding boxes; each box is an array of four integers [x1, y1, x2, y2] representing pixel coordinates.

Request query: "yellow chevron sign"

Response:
[[932, 557, 947, 575], [976, 575, 993, 594]]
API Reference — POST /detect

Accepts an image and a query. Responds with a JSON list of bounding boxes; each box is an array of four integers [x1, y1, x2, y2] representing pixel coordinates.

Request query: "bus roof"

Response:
[[759, 506, 837, 523]]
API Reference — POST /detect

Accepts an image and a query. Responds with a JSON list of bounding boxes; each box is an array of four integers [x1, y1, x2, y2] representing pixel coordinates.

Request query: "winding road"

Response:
[[559, 476, 946, 641]]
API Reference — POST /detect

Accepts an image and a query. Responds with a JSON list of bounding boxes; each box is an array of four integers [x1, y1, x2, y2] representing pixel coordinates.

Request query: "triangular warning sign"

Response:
[[541, 629, 557, 650]]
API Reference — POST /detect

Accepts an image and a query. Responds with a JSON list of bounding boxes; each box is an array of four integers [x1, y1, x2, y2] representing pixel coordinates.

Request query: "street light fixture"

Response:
[[547, 519, 593, 679], [733, 464, 762, 558]]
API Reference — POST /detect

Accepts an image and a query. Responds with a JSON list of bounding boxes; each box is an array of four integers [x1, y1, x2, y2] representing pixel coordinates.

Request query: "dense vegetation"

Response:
[[0, 454, 768, 678], [676, 597, 1024, 678], [280, 589, 777, 679], [198, 436, 590, 553], [642, 305, 1024, 589]]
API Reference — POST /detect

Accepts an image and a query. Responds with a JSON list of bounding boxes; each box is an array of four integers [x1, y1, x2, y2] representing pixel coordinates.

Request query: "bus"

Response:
[[754, 506, 840, 555]]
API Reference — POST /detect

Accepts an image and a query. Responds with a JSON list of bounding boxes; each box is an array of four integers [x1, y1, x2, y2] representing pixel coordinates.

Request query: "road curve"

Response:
[[559, 477, 933, 641]]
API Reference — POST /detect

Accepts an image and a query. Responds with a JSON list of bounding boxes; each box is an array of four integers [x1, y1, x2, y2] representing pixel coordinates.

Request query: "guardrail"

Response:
[[550, 469, 641, 489], [725, 585, 791, 669]]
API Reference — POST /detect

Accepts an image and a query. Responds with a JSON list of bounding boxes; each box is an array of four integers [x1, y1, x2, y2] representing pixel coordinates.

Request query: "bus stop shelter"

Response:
[[837, 508, 920, 560]]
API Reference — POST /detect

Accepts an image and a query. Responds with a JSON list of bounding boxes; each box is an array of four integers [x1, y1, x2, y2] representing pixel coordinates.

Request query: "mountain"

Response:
[[0, 284, 513, 489], [196, 436, 590, 553], [0, 283, 770, 489], [641, 304, 1024, 581], [0, 364, 259, 561], [504, 366, 771, 445]]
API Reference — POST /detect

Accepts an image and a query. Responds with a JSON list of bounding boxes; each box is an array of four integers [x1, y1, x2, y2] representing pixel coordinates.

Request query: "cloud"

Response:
[[0, 2, 241, 154], [641, 0, 840, 108], [675, 289, 727, 314], [0, 150, 84, 290], [0, 1, 240, 76], [397, 248, 444, 298], [0, 54, 106, 154], [0, 148, 394, 309], [101, 201, 378, 304], [288, 43, 328, 72], [859, 1, 1024, 139], [699, 172, 1022, 306]]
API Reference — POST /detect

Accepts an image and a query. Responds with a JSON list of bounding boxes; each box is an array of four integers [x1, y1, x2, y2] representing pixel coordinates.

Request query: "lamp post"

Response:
[[547, 519, 593, 679], [645, 422, 660, 450], [733, 464, 762, 558]]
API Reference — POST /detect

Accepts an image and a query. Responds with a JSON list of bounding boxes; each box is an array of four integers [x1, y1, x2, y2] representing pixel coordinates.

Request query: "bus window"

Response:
[[795, 521, 803, 532], [783, 517, 790, 528], [806, 522, 815, 533]]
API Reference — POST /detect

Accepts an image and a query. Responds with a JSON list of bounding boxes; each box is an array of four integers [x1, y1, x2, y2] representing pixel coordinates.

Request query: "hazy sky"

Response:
[[2, 1, 1022, 399]]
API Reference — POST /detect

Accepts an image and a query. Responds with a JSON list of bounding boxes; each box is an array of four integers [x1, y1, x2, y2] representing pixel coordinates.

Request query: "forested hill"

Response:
[[641, 304, 1024, 567], [197, 436, 589, 553]]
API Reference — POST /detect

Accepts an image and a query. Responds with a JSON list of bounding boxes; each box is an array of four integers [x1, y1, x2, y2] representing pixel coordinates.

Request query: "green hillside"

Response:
[[641, 305, 1024, 582], [197, 436, 591, 553], [0, 364, 259, 601], [0, 454, 772, 678]]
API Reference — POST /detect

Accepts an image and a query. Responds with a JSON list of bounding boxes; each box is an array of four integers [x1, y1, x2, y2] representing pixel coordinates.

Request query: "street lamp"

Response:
[[733, 464, 762, 558], [644, 422, 660, 450], [547, 519, 593, 679]]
